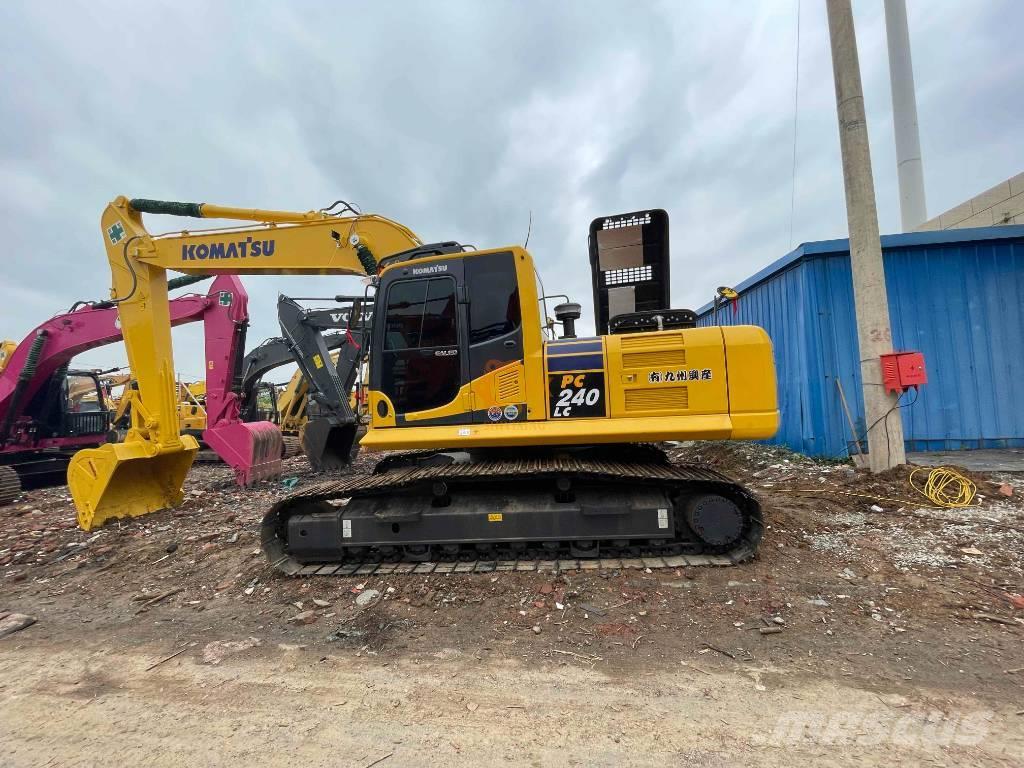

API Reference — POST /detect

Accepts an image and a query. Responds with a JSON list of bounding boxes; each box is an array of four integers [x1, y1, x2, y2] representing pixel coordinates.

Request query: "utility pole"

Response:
[[826, 0, 906, 471], [884, 0, 927, 231]]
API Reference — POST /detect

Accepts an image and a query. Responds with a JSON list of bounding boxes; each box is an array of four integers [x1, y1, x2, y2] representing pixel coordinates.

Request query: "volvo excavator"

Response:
[[69, 197, 778, 575], [272, 350, 370, 442]]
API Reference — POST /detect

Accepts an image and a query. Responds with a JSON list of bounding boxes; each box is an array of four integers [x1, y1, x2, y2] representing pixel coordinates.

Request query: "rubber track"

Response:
[[262, 457, 761, 576]]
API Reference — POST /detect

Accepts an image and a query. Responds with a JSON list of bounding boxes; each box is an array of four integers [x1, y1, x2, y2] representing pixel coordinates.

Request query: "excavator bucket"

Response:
[[203, 421, 283, 486], [68, 437, 199, 531], [299, 419, 359, 472]]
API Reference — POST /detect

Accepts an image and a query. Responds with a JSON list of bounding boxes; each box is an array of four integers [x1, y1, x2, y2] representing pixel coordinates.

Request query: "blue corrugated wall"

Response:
[[697, 226, 1024, 457]]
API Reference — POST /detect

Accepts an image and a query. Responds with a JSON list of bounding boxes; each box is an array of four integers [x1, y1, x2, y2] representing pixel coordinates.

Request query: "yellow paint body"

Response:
[[361, 324, 777, 451], [112, 378, 208, 433], [276, 369, 309, 434], [0, 340, 15, 374], [69, 196, 778, 530], [175, 380, 206, 432]]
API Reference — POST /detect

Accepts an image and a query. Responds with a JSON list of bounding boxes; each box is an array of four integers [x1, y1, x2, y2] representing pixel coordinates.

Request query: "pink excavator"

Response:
[[0, 275, 281, 505]]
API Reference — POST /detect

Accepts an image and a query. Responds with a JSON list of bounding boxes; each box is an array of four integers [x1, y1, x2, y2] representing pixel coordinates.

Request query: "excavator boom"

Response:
[[71, 197, 422, 527]]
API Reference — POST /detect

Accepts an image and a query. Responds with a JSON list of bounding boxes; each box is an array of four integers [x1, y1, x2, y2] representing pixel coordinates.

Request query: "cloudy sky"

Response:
[[1, 1, 1021, 378]]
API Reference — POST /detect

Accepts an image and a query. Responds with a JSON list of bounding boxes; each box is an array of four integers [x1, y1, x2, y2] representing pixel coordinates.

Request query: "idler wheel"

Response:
[[681, 494, 744, 547]]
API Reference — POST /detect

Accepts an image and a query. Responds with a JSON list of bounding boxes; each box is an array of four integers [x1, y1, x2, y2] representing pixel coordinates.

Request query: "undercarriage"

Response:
[[261, 445, 763, 576]]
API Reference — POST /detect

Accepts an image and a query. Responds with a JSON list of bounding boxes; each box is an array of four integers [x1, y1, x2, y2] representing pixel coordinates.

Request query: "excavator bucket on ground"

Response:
[[299, 419, 358, 472], [204, 420, 283, 486], [68, 436, 199, 531]]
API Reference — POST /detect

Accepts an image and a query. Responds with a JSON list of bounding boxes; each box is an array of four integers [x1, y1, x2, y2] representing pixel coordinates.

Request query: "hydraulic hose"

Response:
[[168, 274, 212, 291], [355, 244, 377, 274], [67, 273, 209, 314], [129, 198, 203, 217]]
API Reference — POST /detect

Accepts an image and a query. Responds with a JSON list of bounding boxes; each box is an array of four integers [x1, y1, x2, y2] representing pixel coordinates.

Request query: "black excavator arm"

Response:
[[276, 294, 372, 471], [237, 287, 374, 426]]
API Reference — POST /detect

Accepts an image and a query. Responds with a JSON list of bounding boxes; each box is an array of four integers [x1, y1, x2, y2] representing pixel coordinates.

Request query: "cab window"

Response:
[[467, 252, 521, 344], [381, 276, 460, 413]]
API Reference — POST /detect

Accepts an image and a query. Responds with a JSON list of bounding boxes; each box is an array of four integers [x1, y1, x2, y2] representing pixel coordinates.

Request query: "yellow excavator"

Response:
[[69, 197, 778, 574], [275, 367, 310, 434], [0, 341, 16, 375], [111, 378, 207, 435]]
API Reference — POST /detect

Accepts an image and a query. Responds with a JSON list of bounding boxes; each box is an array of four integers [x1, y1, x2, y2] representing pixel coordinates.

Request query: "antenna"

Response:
[[524, 209, 532, 248]]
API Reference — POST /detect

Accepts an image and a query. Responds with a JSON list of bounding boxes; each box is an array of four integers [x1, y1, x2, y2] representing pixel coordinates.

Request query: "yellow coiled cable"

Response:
[[909, 466, 978, 508]]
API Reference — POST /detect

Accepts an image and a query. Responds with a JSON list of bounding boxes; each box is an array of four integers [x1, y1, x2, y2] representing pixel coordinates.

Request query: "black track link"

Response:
[[0, 465, 20, 506], [281, 435, 302, 459]]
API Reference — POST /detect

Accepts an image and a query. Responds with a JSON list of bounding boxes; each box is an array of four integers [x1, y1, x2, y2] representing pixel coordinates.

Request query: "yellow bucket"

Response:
[[69, 436, 199, 530]]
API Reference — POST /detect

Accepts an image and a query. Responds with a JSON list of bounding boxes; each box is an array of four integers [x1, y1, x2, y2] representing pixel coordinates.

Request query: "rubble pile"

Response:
[[0, 443, 1021, 666]]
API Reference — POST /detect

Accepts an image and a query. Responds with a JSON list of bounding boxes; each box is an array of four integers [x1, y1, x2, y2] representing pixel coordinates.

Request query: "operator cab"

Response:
[[29, 369, 111, 439], [370, 245, 525, 426], [253, 381, 281, 424]]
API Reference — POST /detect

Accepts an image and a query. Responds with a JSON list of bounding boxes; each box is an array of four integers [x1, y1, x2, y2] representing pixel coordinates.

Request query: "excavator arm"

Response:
[[103, 276, 283, 488], [276, 294, 370, 470], [197, 274, 284, 487], [70, 196, 422, 528]]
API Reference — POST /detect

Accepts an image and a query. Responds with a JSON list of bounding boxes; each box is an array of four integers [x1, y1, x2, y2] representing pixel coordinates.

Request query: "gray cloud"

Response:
[[1, 0, 1021, 378]]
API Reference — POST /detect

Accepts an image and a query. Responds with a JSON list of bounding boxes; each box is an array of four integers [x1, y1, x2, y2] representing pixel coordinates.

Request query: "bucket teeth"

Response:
[[245, 424, 283, 485]]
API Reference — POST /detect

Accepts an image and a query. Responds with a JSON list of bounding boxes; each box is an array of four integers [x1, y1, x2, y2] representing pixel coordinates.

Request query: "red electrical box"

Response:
[[880, 351, 927, 394]]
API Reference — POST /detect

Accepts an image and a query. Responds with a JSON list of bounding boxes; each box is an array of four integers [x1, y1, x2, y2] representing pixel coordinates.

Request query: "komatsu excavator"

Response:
[[69, 197, 778, 574]]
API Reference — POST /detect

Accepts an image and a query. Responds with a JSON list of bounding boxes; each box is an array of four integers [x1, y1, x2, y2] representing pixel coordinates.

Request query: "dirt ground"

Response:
[[2, 443, 1023, 767]]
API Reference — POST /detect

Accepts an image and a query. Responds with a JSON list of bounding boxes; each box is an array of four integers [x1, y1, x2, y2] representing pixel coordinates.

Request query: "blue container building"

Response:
[[696, 225, 1024, 457]]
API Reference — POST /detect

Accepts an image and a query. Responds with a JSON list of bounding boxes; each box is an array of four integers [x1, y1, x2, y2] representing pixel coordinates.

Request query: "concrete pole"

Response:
[[826, 0, 906, 471], [884, 0, 927, 231]]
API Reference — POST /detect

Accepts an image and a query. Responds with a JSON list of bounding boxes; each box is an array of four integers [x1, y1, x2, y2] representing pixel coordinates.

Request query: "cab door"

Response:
[[375, 260, 470, 424], [465, 251, 525, 423]]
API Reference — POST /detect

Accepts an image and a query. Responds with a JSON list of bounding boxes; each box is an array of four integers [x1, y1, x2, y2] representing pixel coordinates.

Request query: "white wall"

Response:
[[917, 172, 1024, 230]]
